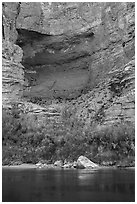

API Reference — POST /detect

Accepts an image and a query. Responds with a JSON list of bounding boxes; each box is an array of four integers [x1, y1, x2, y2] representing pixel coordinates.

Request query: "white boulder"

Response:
[[77, 156, 99, 169]]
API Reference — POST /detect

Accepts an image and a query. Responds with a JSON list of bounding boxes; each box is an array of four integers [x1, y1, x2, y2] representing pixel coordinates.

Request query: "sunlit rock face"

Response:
[[15, 2, 135, 102], [74, 56, 135, 127], [2, 40, 24, 108], [15, 2, 101, 100], [15, 2, 98, 99], [2, 2, 20, 43], [2, 2, 135, 126], [2, 2, 25, 108], [16, 2, 102, 35]]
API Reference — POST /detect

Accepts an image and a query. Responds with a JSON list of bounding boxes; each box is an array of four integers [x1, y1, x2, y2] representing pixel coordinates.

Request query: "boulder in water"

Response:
[[54, 160, 63, 167], [77, 156, 99, 169]]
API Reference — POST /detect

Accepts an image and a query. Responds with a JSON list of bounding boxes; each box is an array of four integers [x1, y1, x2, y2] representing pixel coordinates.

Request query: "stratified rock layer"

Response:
[[2, 2, 135, 127], [74, 57, 135, 127], [15, 2, 135, 101], [2, 40, 24, 108], [2, 3, 25, 108]]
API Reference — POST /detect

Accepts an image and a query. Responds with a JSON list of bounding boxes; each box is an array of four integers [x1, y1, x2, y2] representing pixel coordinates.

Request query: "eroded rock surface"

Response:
[[74, 57, 135, 127], [2, 40, 24, 108], [14, 2, 135, 102], [2, 2, 25, 108], [2, 2, 135, 127], [77, 156, 99, 169]]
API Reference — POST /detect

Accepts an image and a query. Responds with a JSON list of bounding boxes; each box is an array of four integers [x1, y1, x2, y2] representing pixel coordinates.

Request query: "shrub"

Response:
[[2, 105, 135, 166]]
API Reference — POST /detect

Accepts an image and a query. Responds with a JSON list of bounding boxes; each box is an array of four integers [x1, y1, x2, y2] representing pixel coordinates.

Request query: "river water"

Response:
[[2, 168, 135, 202]]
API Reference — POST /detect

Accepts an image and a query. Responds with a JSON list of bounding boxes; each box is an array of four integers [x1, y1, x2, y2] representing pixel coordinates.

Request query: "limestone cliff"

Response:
[[2, 2, 135, 128], [2, 3, 24, 108]]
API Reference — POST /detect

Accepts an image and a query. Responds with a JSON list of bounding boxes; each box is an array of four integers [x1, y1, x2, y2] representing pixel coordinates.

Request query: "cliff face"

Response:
[[2, 2, 135, 127], [2, 3, 24, 108]]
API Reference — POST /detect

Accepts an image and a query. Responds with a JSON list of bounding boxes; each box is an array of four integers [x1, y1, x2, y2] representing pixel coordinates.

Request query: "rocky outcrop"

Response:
[[2, 2, 25, 108], [14, 2, 135, 102], [54, 160, 63, 167], [2, 41, 24, 108], [35, 158, 99, 169], [77, 156, 99, 169], [2, 2, 135, 128], [73, 56, 135, 127], [2, 2, 20, 43]]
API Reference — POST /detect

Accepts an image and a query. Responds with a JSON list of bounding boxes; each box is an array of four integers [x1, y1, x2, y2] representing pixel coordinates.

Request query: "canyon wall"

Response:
[[2, 3, 24, 108], [2, 2, 135, 127]]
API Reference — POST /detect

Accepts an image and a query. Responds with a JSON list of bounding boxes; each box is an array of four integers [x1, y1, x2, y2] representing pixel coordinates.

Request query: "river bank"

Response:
[[2, 163, 135, 170], [3, 108, 135, 167]]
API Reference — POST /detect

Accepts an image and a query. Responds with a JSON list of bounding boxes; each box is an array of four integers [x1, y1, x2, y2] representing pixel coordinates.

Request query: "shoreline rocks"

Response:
[[54, 160, 63, 167], [76, 156, 99, 169], [2, 155, 135, 170], [35, 156, 99, 169]]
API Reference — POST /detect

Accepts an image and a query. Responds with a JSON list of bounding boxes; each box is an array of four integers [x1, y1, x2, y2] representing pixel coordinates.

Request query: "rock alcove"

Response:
[[2, 2, 135, 126], [16, 28, 95, 101]]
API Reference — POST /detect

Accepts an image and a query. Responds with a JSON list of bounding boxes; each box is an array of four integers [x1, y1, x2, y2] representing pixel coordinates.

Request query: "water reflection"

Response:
[[2, 168, 135, 202], [78, 169, 135, 195]]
